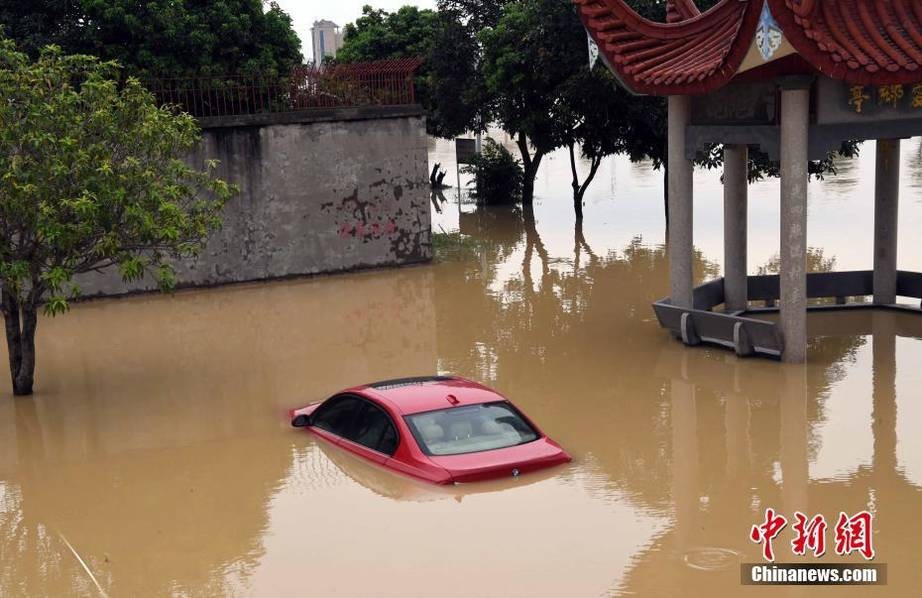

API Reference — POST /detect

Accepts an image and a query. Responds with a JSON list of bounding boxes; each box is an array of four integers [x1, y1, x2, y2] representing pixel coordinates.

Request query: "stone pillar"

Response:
[[874, 139, 900, 304], [723, 144, 748, 312], [668, 95, 694, 309], [779, 88, 810, 363]]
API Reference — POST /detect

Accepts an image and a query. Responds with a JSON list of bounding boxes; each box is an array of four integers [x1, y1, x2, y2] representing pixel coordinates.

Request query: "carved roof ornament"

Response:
[[756, 2, 783, 61]]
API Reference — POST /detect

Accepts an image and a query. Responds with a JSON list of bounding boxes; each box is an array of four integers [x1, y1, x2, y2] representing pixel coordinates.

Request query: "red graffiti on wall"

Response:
[[338, 219, 398, 239]]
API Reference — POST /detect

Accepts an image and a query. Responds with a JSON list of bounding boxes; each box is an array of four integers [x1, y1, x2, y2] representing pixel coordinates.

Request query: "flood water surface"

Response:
[[2, 141, 922, 596]]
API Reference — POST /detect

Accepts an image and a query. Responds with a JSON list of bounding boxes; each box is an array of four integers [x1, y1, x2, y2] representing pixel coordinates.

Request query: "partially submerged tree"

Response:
[[0, 42, 233, 395], [479, 0, 586, 205], [556, 66, 631, 220]]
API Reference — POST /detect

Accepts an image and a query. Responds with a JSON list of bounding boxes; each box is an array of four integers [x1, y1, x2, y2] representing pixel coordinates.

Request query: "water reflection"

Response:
[[904, 137, 922, 193], [815, 149, 860, 195], [1, 394, 287, 596], [1, 196, 921, 595], [0, 269, 438, 596], [316, 441, 562, 503]]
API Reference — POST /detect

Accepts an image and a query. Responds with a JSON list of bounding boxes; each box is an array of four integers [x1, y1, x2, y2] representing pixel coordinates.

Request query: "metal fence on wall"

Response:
[[146, 58, 422, 118]]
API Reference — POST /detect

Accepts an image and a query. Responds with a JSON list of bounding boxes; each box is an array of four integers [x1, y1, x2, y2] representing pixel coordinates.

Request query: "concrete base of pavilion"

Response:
[[653, 270, 922, 359]]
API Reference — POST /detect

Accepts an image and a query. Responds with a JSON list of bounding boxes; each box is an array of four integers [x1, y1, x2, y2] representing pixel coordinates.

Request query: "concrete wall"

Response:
[[77, 106, 431, 296]]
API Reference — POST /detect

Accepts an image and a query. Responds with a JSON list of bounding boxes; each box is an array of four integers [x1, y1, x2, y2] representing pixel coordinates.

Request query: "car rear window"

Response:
[[404, 401, 539, 456]]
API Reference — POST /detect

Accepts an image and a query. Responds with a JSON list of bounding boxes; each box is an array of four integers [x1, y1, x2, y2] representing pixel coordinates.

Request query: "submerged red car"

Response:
[[290, 376, 570, 484]]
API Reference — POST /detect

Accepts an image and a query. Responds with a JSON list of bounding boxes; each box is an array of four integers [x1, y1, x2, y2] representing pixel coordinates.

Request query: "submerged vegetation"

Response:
[[432, 230, 488, 262], [461, 139, 524, 206]]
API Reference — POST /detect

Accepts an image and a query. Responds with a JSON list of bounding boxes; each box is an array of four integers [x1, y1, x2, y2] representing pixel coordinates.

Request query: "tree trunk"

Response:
[[516, 133, 543, 206], [522, 165, 536, 205], [568, 143, 583, 221], [2, 289, 37, 396], [568, 144, 604, 222]]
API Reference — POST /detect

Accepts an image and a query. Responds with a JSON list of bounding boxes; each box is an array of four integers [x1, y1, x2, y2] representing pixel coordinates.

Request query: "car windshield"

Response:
[[405, 401, 539, 456]]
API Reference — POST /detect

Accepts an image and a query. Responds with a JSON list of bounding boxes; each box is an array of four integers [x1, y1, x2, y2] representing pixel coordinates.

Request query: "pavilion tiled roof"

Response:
[[576, 0, 922, 95], [770, 0, 922, 85], [574, 0, 763, 95]]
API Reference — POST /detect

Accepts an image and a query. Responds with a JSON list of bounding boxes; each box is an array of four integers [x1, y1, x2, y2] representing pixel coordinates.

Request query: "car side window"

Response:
[[347, 400, 399, 456], [312, 395, 362, 437]]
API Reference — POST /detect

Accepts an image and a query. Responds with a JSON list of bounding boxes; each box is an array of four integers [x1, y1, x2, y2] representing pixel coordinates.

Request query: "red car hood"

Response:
[[427, 438, 570, 483]]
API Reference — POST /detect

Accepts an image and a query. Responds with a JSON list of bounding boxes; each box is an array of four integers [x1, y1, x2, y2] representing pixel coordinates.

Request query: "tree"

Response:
[[431, 0, 508, 139], [556, 66, 632, 220], [438, 0, 509, 31], [480, 0, 586, 204], [0, 1, 302, 75], [423, 9, 492, 139], [339, 5, 437, 62], [0, 42, 234, 395], [338, 5, 486, 139]]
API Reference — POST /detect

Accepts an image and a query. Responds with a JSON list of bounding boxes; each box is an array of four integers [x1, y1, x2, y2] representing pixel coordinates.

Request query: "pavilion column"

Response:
[[723, 144, 748, 312], [779, 87, 810, 363], [668, 95, 694, 309], [874, 139, 900, 304]]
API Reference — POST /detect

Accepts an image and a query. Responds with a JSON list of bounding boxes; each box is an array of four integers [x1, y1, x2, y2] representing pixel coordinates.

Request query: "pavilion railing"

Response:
[[653, 270, 922, 359], [145, 58, 423, 118]]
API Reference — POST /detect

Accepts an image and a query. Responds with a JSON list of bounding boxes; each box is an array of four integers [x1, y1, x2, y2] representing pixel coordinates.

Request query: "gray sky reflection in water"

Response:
[[0, 139, 921, 596]]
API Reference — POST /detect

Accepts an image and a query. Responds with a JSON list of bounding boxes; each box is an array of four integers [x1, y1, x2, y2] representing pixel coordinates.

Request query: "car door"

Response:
[[335, 398, 399, 465]]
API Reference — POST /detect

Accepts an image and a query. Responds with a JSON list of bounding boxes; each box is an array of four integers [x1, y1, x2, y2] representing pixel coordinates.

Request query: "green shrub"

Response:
[[461, 138, 523, 205]]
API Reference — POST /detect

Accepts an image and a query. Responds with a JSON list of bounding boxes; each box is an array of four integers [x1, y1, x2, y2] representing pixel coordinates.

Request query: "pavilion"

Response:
[[576, 0, 922, 362]]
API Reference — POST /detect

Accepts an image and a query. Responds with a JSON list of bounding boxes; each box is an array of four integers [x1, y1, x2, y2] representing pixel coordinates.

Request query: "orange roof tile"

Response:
[[767, 0, 922, 84]]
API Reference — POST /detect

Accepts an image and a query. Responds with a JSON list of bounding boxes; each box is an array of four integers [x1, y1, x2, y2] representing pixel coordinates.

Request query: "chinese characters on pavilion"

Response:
[[849, 83, 922, 113]]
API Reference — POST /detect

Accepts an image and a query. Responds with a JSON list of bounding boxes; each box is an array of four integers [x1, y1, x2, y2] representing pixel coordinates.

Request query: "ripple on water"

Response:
[[682, 547, 743, 572]]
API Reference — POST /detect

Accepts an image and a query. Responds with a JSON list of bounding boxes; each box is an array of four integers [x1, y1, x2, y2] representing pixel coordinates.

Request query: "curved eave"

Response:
[[576, 0, 765, 95], [767, 0, 922, 86]]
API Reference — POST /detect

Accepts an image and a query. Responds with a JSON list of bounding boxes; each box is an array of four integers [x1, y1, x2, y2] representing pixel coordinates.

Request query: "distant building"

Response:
[[311, 20, 343, 63]]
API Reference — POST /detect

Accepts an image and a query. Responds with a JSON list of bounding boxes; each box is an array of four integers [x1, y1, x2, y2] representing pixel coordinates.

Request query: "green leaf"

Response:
[[43, 295, 70, 316]]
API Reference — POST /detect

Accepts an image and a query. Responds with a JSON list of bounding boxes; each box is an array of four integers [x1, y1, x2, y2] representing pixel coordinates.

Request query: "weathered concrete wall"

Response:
[[77, 106, 431, 296]]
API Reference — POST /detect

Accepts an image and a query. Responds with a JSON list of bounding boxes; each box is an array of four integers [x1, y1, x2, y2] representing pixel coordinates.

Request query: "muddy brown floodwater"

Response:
[[2, 140, 922, 596]]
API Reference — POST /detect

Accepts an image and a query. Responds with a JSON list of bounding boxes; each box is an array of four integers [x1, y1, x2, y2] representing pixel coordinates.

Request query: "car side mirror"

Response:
[[291, 414, 311, 427]]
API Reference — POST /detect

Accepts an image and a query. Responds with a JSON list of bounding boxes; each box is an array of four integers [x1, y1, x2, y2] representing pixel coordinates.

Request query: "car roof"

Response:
[[350, 376, 505, 415]]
